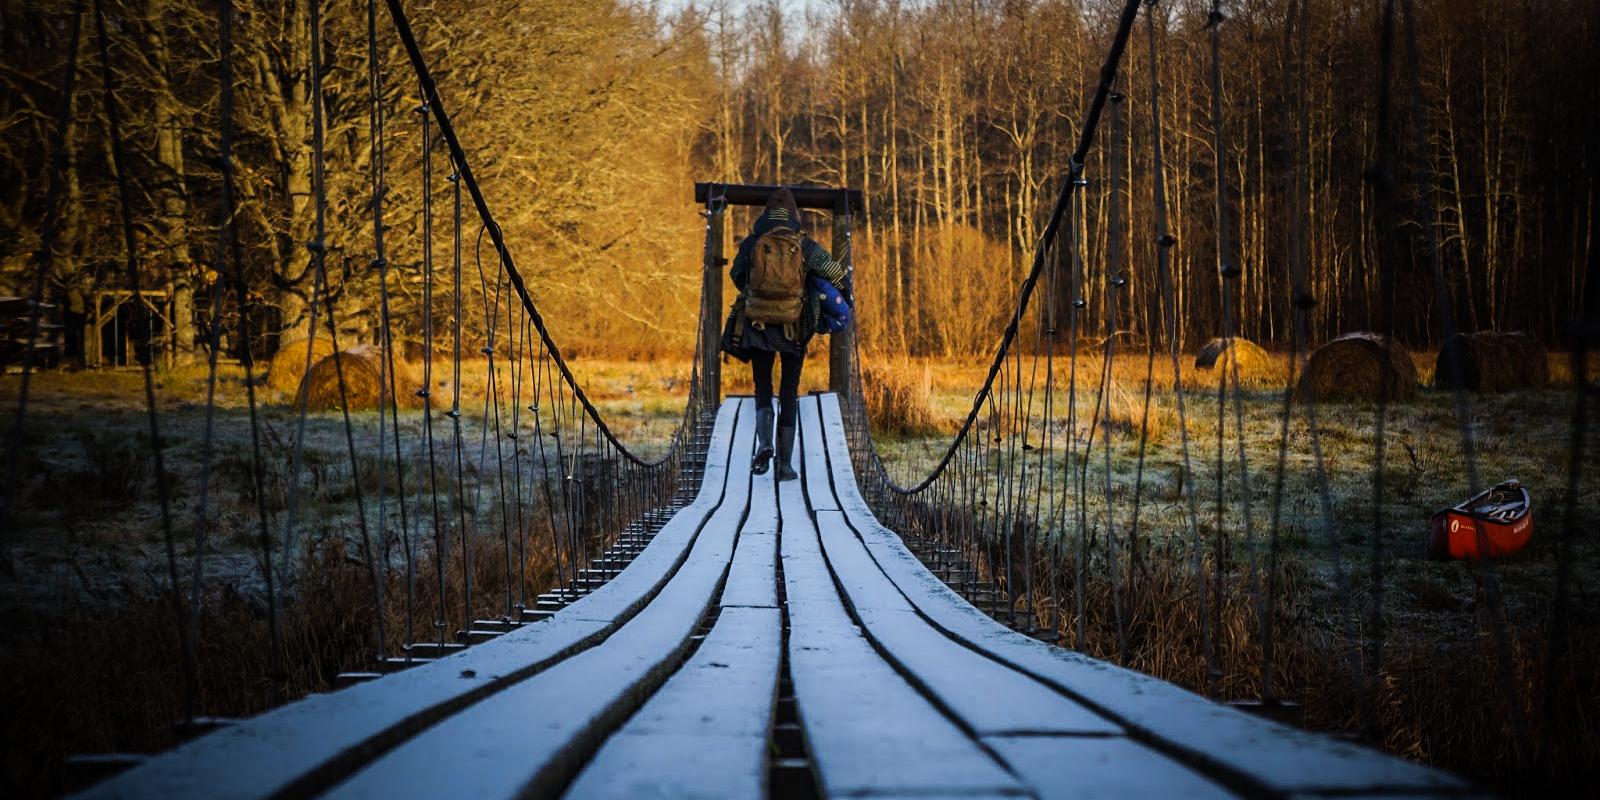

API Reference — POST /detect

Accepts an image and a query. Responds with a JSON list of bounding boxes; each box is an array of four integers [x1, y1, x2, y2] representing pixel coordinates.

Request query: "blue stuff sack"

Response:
[[809, 274, 852, 334]]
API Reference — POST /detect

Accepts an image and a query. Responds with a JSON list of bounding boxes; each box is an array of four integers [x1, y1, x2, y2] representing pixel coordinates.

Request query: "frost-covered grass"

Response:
[[863, 350, 1599, 792], [2, 353, 1595, 793]]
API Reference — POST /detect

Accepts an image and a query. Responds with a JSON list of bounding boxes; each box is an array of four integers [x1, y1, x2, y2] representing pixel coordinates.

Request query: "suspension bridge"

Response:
[[5, 0, 1586, 796]]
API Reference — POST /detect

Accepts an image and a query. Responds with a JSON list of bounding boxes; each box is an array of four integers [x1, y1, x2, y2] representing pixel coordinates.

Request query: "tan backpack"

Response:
[[744, 229, 807, 325]]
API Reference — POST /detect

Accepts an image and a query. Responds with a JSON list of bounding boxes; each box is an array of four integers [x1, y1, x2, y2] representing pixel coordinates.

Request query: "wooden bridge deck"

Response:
[[79, 396, 1472, 799]]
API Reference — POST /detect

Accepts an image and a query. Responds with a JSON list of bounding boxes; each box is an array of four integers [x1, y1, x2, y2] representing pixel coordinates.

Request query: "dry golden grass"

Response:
[[1098, 381, 1177, 444], [861, 360, 948, 436]]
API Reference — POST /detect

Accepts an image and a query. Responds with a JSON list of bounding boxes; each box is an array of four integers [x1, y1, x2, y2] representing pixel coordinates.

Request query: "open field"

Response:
[[863, 349, 1600, 792], [1, 350, 1596, 795]]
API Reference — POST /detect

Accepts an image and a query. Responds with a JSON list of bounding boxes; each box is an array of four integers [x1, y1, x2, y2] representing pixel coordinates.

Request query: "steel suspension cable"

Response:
[[1104, 88, 1128, 664], [863, 0, 1147, 497], [1138, 0, 1208, 690], [1066, 186, 1087, 648], [418, 88, 450, 647], [92, 0, 195, 720], [0, 0, 85, 559], [448, 170, 472, 625], [1396, 0, 1526, 747], [1261, 0, 1311, 704], [218, 0, 285, 701], [1206, 0, 1249, 694], [368, 0, 413, 652], [382, 0, 682, 470], [471, 224, 515, 619], [304, 0, 384, 661], [1260, 0, 1355, 716]]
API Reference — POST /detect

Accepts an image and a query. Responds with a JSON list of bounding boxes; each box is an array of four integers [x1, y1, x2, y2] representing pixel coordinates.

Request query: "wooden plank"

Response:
[[78, 400, 746, 800], [719, 531, 776, 609], [799, 402, 1115, 737], [720, 465, 777, 609], [778, 464, 1026, 798], [800, 397, 838, 512], [564, 605, 781, 798], [322, 400, 759, 800], [812, 393, 1469, 797], [984, 735, 1234, 799]]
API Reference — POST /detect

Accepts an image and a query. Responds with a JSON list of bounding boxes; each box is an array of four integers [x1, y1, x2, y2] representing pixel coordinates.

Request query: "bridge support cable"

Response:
[[1251, 0, 1354, 725], [218, 0, 287, 703], [191, 0, 250, 703], [416, 88, 452, 648], [0, 0, 84, 571], [449, 171, 473, 630], [1206, 0, 1233, 696], [1393, 0, 1527, 749], [1139, 0, 1209, 683], [1363, 0, 1404, 739], [91, 0, 195, 723], [1260, 0, 1312, 706], [1066, 184, 1087, 649], [364, 0, 416, 655], [307, 0, 385, 663], [1103, 87, 1129, 665], [1543, 344, 1591, 769]]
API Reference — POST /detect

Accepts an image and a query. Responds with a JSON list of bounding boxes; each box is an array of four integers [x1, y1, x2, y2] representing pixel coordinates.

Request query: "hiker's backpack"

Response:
[[744, 229, 807, 325]]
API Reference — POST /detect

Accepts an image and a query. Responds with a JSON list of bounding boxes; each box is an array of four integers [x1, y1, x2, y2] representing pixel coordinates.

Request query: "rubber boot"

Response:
[[752, 407, 775, 475], [776, 423, 799, 482]]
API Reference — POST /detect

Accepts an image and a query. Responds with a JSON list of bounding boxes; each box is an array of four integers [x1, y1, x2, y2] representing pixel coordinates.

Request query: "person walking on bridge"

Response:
[[722, 187, 851, 481]]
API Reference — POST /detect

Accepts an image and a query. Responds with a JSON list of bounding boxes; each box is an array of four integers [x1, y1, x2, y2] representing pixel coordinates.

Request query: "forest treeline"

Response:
[[2, 0, 1595, 360]]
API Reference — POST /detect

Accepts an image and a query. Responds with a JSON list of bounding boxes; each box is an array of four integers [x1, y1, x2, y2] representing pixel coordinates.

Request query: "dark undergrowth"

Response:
[[0, 531, 561, 799], [981, 532, 1600, 798]]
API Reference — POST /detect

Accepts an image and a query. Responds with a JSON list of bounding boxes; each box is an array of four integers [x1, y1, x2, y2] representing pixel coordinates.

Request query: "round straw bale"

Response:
[[1434, 331, 1549, 392], [1297, 332, 1418, 403], [1193, 336, 1274, 382], [1503, 331, 1549, 388], [297, 344, 417, 410], [266, 337, 334, 394]]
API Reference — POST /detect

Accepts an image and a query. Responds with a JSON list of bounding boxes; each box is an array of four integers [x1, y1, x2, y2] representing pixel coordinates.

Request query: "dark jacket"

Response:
[[729, 207, 851, 354]]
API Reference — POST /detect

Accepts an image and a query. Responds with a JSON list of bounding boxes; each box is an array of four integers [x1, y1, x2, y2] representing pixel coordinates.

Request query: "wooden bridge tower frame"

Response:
[[694, 182, 863, 409]]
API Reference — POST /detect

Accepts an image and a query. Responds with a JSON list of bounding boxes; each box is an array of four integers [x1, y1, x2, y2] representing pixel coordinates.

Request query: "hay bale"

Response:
[[1434, 331, 1548, 392], [1504, 331, 1550, 388], [297, 344, 417, 410], [266, 337, 334, 394], [1193, 336, 1274, 382], [1297, 332, 1418, 403]]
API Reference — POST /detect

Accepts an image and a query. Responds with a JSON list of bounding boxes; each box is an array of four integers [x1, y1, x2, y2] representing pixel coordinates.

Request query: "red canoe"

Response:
[[1427, 480, 1532, 560]]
